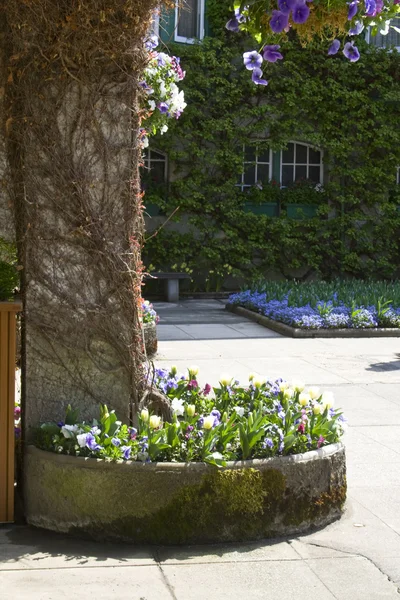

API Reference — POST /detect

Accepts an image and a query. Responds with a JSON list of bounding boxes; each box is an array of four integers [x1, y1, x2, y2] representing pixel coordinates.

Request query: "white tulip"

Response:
[[308, 387, 321, 400], [292, 381, 305, 393]]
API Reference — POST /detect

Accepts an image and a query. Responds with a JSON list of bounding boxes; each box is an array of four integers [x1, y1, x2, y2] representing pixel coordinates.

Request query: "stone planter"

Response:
[[24, 443, 346, 545], [144, 321, 157, 356]]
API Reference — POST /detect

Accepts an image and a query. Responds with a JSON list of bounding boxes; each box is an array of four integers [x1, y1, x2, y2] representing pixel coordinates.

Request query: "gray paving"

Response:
[[2, 300, 400, 599]]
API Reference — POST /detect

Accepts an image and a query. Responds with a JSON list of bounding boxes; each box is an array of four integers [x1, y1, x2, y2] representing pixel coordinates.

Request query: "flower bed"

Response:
[[36, 368, 346, 466], [228, 280, 400, 331], [27, 368, 347, 543]]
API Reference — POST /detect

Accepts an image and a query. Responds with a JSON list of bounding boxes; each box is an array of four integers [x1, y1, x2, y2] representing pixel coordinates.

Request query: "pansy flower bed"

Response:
[[228, 280, 400, 330], [36, 367, 345, 467]]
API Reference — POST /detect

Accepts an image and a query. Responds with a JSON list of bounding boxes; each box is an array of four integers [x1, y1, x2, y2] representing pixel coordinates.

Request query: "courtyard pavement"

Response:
[[1, 299, 400, 599]]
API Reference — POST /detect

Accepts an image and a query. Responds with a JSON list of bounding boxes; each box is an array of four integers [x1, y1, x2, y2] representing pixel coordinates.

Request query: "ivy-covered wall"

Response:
[[145, 0, 400, 287]]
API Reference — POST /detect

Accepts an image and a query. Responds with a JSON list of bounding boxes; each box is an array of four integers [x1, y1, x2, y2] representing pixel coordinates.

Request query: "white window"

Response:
[[280, 142, 323, 187], [237, 145, 272, 191], [142, 149, 168, 184], [150, 9, 160, 37], [367, 17, 400, 50], [175, 0, 205, 43]]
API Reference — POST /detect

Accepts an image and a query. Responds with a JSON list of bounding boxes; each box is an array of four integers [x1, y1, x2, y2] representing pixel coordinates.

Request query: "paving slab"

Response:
[[0, 565, 172, 600], [162, 561, 337, 600], [304, 556, 400, 599], [156, 540, 298, 564]]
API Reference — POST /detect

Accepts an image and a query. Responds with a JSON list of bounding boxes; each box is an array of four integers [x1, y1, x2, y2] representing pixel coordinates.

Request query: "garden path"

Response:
[[1, 300, 400, 599]]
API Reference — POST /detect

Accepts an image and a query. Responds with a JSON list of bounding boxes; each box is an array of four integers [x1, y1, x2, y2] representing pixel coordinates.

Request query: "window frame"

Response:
[[397, 166, 400, 185], [366, 18, 400, 51], [237, 144, 273, 192], [174, 0, 205, 44], [150, 9, 160, 38], [142, 148, 168, 184], [279, 141, 324, 188]]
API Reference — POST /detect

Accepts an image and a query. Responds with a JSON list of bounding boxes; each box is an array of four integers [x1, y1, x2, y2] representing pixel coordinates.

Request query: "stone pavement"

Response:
[[1, 299, 400, 599]]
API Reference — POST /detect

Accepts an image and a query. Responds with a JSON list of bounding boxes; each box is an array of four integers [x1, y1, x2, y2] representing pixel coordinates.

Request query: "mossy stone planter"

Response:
[[24, 443, 346, 545], [144, 322, 157, 356]]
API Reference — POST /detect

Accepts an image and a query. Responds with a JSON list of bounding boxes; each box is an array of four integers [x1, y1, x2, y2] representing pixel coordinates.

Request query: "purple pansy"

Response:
[[270, 10, 289, 33], [203, 383, 212, 396], [328, 39, 340, 55], [349, 21, 364, 35], [263, 45, 283, 63], [292, 2, 310, 23], [364, 0, 376, 14], [251, 68, 269, 86], [278, 0, 296, 14], [85, 433, 102, 452], [347, 0, 358, 18], [343, 41, 360, 62], [145, 35, 158, 51], [243, 51, 263, 70], [211, 409, 221, 427], [226, 8, 245, 32], [121, 445, 131, 460], [111, 438, 121, 447], [157, 102, 169, 114]]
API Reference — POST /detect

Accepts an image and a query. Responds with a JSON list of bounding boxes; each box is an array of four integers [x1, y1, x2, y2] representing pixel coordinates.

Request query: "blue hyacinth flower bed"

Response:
[[228, 280, 400, 330]]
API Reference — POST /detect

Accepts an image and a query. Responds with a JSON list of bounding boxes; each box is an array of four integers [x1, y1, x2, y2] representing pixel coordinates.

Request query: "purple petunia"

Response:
[[263, 45, 283, 63], [328, 39, 340, 55], [278, 0, 296, 14], [347, 0, 358, 19], [343, 41, 360, 62], [243, 51, 263, 70], [111, 438, 121, 447], [364, 0, 376, 14], [226, 8, 245, 32], [292, 2, 310, 24], [270, 10, 289, 33], [251, 68, 269, 86], [158, 102, 169, 114], [145, 35, 158, 51]]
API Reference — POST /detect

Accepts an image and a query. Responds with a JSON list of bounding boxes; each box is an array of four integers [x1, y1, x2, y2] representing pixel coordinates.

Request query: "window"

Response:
[[397, 166, 400, 185], [367, 17, 400, 50], [237, 145, 272, 191], [150, 9, 160, 37], [142, 149, 168, 184], [280, 142, 323, 187], [175, 0, 205, 43]]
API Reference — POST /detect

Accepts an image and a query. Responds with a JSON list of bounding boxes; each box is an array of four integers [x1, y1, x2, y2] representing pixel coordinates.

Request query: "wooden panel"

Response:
[[0, 303, 20, 523]]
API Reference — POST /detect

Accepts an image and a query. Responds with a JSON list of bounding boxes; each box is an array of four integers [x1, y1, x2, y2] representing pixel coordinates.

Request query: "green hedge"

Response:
[[0, 239, 19, 301]]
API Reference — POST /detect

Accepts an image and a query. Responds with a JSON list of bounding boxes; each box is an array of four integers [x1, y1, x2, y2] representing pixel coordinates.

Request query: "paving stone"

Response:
[[162, 561, 337, 600], [0, 566, 171, 600], [305, 556, 400, 599], [156, 540, 299, 564]]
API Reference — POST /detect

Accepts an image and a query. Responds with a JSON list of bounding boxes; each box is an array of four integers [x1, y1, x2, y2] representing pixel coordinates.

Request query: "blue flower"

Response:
[[328, 39, 340, 55], [251, 68, 268, 86], [292, 2, 310, 23], [263, 45, 283, 63], [278, 0, 296, 14], [270, 10, 289, 33], [121, 445, 131, 460], [243, 51, 263, 71], [349, 21, 364, 35], [111, 437, 121, 447], [347, 0, 358, 19], [85, 433, 102, 452]]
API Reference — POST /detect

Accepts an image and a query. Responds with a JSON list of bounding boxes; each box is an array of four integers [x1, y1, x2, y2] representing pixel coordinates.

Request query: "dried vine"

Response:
[[2, 1, 173, 426]]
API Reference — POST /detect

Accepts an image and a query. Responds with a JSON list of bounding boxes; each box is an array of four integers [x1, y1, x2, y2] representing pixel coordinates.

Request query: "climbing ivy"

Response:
[[144, 0, 400, 287]]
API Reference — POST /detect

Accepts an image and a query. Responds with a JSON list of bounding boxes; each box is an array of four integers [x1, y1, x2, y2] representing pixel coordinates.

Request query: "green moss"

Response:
[[37, 458, 346, 545]]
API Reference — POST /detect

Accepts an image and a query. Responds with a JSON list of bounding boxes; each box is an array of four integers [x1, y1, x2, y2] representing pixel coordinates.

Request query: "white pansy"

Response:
[[61, 424, 79, 439], [171, 398, 185, 417], [298, 392, 311, 407], [76, 433, 88, 448], [160, 125, 168, 134], [233, 406, 245, 417], [292, 381, 305, 393], [321, 391, 335, 410], [308, 386, 321, 400]]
